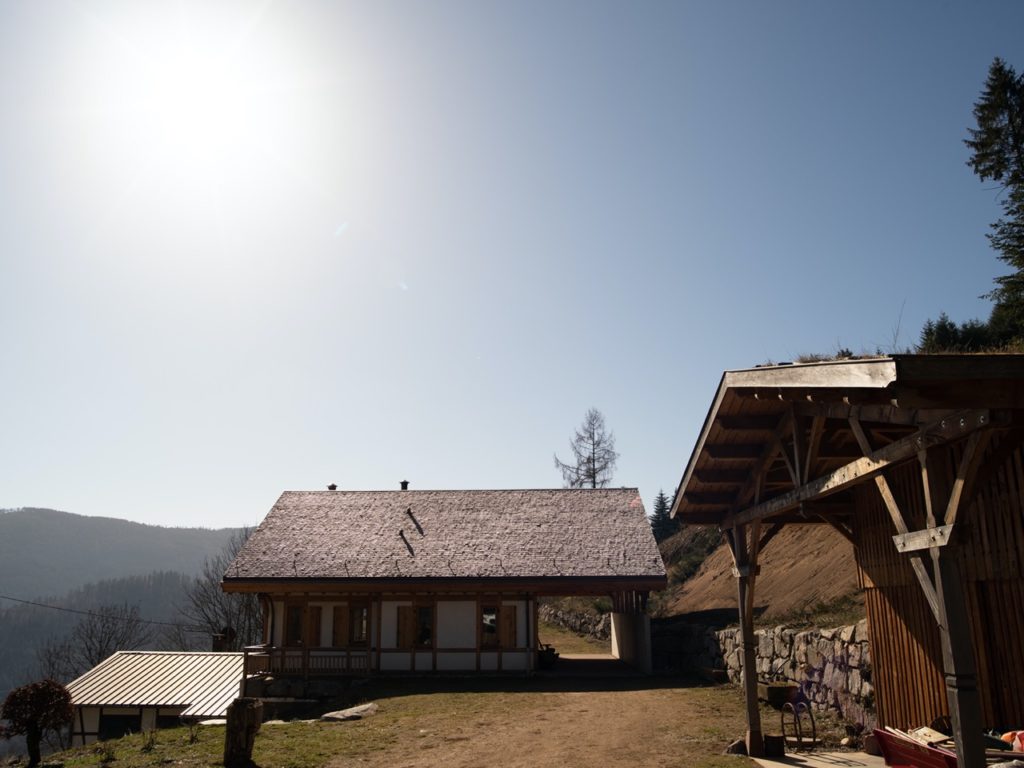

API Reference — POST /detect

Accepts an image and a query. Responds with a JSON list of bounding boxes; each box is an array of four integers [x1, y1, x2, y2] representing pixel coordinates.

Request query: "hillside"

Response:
[[657, 523, 861, 626], [0, 508, 240, 599]]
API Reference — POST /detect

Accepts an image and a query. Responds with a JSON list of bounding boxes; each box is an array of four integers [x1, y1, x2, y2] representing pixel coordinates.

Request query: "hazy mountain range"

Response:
[[0, 508, 243, 699]]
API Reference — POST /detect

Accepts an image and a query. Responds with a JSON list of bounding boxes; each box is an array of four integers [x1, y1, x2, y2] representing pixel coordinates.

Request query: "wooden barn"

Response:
[[222, 487, 665, 683], [671, 355, 1024, 767]]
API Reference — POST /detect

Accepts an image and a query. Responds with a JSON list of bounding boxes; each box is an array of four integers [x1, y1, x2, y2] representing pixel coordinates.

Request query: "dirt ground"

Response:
[[322, 676, 753, 768]]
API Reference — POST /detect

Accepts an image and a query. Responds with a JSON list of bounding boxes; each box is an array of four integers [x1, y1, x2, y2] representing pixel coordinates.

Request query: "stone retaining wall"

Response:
[[538, 604, 610, 641], [652, 618, 875, 728]]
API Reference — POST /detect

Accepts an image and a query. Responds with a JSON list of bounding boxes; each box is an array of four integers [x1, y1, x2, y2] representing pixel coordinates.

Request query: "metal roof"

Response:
[[66, 651, 243, 719]]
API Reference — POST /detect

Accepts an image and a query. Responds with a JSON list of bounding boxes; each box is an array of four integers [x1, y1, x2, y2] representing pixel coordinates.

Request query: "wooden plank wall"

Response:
[[854, 431, 1024, 730]]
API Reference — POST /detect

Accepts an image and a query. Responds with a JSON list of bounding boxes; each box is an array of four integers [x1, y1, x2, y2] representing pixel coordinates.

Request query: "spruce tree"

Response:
[[649, 489, 676, 543], [966, 57, 1024, 341]]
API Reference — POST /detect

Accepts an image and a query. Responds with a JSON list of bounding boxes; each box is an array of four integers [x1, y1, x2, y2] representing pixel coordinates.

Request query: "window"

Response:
[[480, 604, 517, 649], [350, 604, 369, 645], [397, 604, 434, 649], [481, 606, 499, 649]]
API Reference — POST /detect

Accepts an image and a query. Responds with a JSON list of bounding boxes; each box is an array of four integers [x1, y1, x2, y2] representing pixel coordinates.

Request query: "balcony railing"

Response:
[[242, 645, 370, 678]]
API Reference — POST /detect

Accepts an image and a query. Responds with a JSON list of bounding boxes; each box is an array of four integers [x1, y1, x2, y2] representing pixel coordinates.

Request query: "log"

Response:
[[224, 697, 263, 768]]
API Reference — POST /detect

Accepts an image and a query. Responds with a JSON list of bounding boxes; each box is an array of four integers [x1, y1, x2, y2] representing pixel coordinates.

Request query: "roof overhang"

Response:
[[222, 574, 667, 596], [671, 355, 1024, 529]]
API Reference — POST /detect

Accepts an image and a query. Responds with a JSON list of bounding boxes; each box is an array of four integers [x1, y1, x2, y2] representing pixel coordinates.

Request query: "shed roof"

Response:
[[222, 488, 665, 589], [66, 651, 243, 719], [672, 354, 1024, 526]]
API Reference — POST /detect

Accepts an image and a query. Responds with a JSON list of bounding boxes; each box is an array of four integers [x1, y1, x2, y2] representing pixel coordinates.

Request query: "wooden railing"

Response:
[[242, 645, 370, 678]]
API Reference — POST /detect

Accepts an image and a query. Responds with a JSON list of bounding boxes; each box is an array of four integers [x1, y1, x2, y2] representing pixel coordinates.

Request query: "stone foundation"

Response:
[[538, 604, 611, 641]]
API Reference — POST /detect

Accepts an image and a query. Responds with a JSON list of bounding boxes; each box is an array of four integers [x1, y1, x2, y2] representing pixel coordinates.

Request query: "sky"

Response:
[[2, 1, 1023, 529]]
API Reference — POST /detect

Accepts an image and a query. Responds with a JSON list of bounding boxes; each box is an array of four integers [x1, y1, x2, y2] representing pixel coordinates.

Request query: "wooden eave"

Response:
[[671, 355, 1024, 528], [221, 574, 668, 596]]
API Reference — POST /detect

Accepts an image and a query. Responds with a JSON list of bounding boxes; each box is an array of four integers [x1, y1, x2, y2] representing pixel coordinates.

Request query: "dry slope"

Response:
[[661, 524, 860, 622]]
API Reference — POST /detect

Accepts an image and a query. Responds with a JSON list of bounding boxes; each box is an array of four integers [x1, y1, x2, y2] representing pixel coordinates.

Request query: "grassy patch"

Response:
[[537, 620, 610, 654], [51, 678, 758, 768]]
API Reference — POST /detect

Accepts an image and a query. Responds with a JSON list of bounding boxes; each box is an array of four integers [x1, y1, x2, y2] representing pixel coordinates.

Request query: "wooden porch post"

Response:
[[932, 547, 984, 768], [728, 524, 763, 757]]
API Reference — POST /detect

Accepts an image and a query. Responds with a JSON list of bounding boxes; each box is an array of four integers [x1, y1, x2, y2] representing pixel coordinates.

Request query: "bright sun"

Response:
[[66, 4, 297, 196]]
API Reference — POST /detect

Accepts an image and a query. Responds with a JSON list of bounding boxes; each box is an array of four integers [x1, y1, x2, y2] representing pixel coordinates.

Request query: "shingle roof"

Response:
[[66, 651, 243, 718], [223, 488, 665, 582]]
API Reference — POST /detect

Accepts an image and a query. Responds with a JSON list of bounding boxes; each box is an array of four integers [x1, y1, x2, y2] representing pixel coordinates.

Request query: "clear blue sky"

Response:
[[2, 1, 1022, 528]]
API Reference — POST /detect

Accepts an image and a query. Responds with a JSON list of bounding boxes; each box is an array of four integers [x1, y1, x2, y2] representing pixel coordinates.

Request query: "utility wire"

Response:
[[0, 593, 207, 632]]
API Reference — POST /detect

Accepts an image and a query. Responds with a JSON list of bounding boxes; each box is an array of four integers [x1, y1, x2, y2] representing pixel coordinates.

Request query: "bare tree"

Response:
[[554, 408, 619, 488], [169, 529, 261, 651], [34, 639, 77, 685], [67, 603, 152, 671]]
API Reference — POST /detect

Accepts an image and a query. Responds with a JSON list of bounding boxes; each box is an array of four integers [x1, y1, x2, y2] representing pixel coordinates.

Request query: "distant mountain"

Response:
[[0, 508, 241, 600]]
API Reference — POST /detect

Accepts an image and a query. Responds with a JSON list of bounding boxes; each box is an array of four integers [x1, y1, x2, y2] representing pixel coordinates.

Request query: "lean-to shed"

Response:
[[66, 651, 243, 745], [671, 355, 1024, 768]]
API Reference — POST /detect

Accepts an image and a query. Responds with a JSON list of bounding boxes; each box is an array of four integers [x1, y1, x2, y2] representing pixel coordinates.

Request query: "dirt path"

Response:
[[325, 679, 751, 768]]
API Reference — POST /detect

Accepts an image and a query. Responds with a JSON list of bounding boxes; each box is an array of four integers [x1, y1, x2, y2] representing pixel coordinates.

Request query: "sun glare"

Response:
[[68, 4, 297, 197]]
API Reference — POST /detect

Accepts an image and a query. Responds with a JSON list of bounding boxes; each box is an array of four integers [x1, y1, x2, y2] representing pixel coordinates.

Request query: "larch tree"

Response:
[[554, 408, 619, 489]]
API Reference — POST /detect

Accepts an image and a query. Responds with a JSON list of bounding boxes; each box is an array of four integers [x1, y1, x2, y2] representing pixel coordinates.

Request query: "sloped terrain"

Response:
[[658, 524, 861, 625]]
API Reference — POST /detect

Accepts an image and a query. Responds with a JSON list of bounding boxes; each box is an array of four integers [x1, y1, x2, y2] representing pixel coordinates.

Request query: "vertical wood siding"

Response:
[[855, 433, 1024, 730]]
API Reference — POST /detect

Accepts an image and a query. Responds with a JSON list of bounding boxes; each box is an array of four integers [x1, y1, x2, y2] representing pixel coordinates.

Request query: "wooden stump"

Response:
[[223, 697, 262, 768]]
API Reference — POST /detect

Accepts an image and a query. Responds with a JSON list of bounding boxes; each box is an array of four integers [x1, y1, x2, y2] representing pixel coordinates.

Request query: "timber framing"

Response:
[[670, 355, 1024, 764]]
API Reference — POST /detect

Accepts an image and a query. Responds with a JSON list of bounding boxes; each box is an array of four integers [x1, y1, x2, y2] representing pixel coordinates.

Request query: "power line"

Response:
[[0, 594, 207, 632]]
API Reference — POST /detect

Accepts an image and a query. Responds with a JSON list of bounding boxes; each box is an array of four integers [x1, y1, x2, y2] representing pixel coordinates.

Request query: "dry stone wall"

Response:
[[652, 618, 875, 728], [538, 604, 610, 641]]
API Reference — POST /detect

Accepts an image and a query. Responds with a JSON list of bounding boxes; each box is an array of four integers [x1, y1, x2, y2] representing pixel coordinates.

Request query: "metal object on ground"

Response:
[[781, 700, 817, 751]]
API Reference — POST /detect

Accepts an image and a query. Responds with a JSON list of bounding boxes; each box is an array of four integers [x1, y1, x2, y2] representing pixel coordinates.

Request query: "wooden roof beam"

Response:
[[791, 402, 954, 427], [705, 444, 762, 460], [722, 409, 994, 529]]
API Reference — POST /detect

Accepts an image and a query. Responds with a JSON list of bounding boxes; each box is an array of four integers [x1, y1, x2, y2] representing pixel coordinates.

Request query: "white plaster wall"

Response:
[[437, 601, 475, 648], [480, 652, 498, 671], [502, 651, 528, 671], [379, 652, 411, 671], [436, 652, 475, 671]]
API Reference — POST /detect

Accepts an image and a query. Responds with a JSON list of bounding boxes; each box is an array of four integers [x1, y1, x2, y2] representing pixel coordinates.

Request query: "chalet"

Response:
[[671, 354, 1024, 768], [221, 487, 665, 686], [66, 651, 244, 745]]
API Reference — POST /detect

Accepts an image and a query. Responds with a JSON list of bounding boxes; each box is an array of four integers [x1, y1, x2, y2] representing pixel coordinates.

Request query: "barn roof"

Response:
[[222, 488, 665, 590], [672, 354, 1024, 527], [66, 651, 243, 719]]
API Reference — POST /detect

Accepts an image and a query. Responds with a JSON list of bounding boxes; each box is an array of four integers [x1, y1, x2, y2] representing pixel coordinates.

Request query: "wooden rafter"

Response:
[[723, 409, 993, 530]]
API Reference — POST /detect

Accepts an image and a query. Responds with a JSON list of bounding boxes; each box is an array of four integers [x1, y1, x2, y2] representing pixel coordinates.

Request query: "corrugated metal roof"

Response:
[[66, 651, 243, 719], [223, 488, 665, 582]]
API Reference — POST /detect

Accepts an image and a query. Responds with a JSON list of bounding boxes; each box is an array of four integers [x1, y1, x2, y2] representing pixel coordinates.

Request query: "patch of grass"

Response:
[[766, 593, 866, 631], [537, 621, 610, 654], [52, 679, 759, 768]]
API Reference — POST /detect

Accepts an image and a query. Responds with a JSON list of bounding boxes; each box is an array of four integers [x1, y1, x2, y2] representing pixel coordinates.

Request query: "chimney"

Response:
[[400, 480, 409, 491], [327, 483, 337, 491]]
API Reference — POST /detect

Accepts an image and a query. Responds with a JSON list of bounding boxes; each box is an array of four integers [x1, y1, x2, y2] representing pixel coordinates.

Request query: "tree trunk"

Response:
[[223, 697, 262, 768], [26, 723, 41, 768]]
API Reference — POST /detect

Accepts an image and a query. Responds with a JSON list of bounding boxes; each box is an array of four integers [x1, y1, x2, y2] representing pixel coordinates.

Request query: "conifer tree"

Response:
[[554, 408, 618, 488], [966, 57, 1024, 340], [649, 489, 677, 542]]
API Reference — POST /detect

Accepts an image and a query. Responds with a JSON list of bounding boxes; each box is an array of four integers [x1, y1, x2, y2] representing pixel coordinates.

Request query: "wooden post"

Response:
[[932, 547, 984, 768], [223, 697, 262, 768], [729, 525, 763, 757]]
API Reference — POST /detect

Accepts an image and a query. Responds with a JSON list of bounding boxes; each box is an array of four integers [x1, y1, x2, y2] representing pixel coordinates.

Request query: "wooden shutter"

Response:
[[499, 605, 517, 648], [307, 606, 323, 647], [332, 606, 349, 648], [397, 606, 415, 649]]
